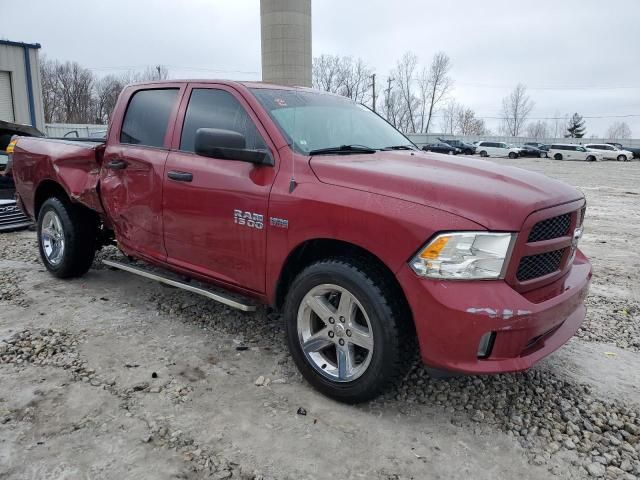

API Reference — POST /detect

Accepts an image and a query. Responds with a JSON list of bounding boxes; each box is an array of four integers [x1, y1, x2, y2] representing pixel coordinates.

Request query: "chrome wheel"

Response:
[[297, 284, 374, 382], [41, 210, 65, 266]]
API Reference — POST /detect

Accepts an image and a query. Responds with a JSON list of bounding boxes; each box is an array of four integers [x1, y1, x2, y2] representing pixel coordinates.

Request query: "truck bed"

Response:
[[12, 136, 106, 219]]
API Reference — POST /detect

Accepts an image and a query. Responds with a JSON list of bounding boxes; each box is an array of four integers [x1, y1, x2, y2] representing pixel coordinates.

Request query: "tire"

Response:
[[37, 197, 98, 278], [554, 153, 563, 160], [508, 152, 517, 159], [539, 152, 545, 158], [617, 154, 627, 162], [465, 149, 473, 155], [586, 155, 596, 162], [480, 150, 488, 157], [448, 150, 453, 155], [283, 258, 413, 403]]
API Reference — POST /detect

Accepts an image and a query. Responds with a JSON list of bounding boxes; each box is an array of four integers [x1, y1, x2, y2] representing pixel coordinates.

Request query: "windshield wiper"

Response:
[[381, 145, 417, 151], [309, 144, 377, 155]]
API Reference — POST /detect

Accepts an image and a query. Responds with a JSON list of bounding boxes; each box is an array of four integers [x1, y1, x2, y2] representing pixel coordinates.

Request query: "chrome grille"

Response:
[[516, 248, 566, 282], [0, 200, 31, 231]]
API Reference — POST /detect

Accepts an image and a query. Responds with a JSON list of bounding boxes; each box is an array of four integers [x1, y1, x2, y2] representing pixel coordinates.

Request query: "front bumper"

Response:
[[398, 250, 591, 374]]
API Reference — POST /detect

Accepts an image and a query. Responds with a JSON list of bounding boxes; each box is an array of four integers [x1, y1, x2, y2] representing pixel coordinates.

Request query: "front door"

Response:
[[162, 85, 278, 293]]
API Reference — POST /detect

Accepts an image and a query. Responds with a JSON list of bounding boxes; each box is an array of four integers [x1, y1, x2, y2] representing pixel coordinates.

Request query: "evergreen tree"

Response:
[[565, 113, 586, 138]]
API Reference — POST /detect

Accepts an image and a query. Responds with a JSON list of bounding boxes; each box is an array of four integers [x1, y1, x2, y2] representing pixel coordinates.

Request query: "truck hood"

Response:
[[309, 151, 583, 230]]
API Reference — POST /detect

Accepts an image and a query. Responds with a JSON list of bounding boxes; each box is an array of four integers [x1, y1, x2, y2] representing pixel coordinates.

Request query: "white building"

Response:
[[0, 40, 45, 131]]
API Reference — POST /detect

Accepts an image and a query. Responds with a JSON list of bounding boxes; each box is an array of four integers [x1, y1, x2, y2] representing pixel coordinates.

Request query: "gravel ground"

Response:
[[1, 156, 639, 479]]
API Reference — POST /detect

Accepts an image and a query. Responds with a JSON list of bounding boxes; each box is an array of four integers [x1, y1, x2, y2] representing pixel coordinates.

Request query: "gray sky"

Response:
[[4, 0, 639, 136]]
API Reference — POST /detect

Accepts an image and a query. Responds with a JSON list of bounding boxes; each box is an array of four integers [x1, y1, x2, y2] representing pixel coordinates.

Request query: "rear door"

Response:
[[162, 84, 278, 293], [100, 85, 184, 260]]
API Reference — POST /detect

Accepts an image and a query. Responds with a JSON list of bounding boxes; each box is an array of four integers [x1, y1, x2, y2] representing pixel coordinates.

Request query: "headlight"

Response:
[[410, 232, 515, 280]]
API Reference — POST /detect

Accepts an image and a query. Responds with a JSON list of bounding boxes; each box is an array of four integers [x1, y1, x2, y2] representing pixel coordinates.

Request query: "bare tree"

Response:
[[606, 121, 632, 140], [456, 107, 488, 135], [312, 55, 373, 104], [312, 54, 344, 94], [423, 52, 453, 134], [439, 100, 460, 134], [500, 84, 534, 136], [40, 56, 171, 124], [525, 120, 549, 139], [94, 75, 126, 123], [395, 52, 420, 133]]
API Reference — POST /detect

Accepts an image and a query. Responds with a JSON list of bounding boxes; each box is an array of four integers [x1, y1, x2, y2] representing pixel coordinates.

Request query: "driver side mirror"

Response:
[[194, 128, 273, 166]]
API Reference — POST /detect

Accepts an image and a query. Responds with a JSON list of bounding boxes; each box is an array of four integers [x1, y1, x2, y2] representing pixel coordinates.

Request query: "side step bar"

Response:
[[102, 259, 257, 312]]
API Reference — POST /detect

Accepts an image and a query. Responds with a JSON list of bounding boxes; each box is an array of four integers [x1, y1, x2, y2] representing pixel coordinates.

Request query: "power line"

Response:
[[86, 65, 259, 75]]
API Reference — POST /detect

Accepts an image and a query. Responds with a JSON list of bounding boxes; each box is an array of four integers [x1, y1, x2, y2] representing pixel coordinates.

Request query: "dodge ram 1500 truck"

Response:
[[10, 80, 592, 403]]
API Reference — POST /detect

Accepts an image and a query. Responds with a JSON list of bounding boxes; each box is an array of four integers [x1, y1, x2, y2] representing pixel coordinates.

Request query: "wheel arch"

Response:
[[34, 179, 70, 218], [273, 238, 412, 320]]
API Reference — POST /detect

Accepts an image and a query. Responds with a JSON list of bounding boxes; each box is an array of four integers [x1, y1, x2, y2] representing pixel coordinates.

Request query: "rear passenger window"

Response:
[[120, 89, 179, 147], [180, 89, 267, 153]]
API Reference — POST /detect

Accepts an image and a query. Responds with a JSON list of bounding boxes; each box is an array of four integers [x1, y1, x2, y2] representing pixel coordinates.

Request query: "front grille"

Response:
[[528, 213, 571, 242], [516, 248, 566, 282], [0, 201, 31, 231]]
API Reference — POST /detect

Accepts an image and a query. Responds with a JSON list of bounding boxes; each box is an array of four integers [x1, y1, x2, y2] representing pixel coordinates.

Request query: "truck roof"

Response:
[[126, 79, 319, 93]]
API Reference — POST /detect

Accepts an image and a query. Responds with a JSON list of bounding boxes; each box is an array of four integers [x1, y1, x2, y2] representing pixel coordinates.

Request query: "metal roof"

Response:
[[0, 39, 41, 49]]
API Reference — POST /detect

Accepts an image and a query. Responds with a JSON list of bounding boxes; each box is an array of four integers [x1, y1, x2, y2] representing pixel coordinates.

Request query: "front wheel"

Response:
[[284, 258, 412, 403], [480, 150, 488, 157], [554, 153, 563, 160], [617, 154, 628, 162], [37, 197, 98, 278], [508, 152, 518, 159], [539, 151, 546, 158], [586, 155, 597, 162]]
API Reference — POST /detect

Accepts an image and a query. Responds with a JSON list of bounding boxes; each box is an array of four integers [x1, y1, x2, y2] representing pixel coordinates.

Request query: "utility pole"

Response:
[[370, 73, 377, 112], [385, 76, 394, 112]]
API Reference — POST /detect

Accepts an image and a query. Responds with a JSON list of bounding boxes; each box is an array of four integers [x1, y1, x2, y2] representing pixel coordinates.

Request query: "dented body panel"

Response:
[[12, 137, 105, 217]]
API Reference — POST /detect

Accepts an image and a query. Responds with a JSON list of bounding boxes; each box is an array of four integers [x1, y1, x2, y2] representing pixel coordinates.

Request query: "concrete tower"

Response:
[[260, 0, 312, 87]]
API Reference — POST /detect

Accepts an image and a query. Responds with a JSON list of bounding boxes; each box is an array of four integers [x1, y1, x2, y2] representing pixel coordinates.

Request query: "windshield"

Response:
[[251, 88, 414, 154]]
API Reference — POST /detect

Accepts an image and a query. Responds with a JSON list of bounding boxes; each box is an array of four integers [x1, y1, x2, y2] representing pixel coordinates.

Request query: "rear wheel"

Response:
[[617, 154, 628, 162], [586, 155, 597, 162], [284, 258, 412, 403], [554, 153, 563, 160], [480, 150, 488, 157], [508, 152, 518, 159], [37, 197, 98, 278]]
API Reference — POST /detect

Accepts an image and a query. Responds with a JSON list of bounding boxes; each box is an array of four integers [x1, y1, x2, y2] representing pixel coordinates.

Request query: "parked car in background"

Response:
[[422, 143, 461, 155], [524, 142, 544, 148], [437, 138, 476, 155], [607, 142, 640, 159], [475, 141, 521, 159], [584, 144, 633, 161], [0, 120, 42, 231], [518, 145, 546, 158], [548, 144, 603, 162], [11, 79, 592, 403]]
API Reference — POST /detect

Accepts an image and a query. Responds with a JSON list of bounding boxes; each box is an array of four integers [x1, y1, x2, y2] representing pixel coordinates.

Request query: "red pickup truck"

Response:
[[11, 80, 591, 402]]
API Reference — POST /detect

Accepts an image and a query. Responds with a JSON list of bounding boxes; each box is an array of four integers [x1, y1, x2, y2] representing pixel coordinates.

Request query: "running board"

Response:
[[102, 259, 258, 312]]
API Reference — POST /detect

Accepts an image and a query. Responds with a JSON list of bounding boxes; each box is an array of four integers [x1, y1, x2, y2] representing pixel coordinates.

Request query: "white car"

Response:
[[584, 143, 633, 162], [475, 141, 521, 159], [548, 144, 604, 162]]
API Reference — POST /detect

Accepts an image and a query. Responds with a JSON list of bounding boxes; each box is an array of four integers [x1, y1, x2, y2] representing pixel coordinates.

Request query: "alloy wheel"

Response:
[[297, 284, 374, 382], [41, 210, 65, 266]]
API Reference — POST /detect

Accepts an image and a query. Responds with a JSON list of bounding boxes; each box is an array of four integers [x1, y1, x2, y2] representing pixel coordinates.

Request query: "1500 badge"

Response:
[[234, 210, 264, 229]]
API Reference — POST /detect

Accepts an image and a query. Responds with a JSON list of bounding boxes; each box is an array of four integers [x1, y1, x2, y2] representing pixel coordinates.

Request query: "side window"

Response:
[[120, 89, 179, 147], [180, 88, 267, 153]]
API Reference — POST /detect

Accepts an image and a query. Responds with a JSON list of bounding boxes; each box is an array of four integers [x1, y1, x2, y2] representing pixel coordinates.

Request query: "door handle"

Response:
[[106, 159, 127, 170], [167, 170, 193, 182]]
